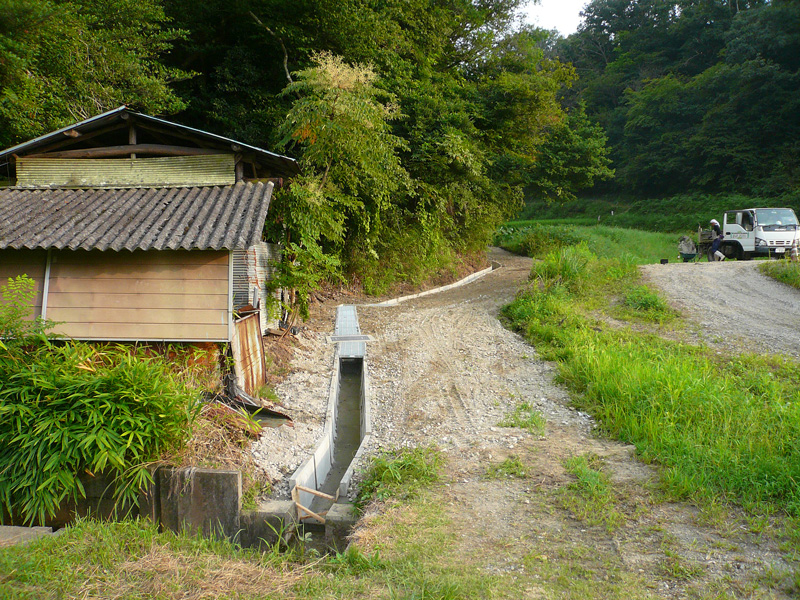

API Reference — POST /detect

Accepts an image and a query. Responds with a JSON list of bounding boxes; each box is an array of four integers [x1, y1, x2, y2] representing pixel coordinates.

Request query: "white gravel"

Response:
[[641, 260, 800, 358]]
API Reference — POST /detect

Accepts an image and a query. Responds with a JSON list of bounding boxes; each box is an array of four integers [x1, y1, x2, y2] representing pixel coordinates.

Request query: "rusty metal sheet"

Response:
[[231, 312, 266, 396]]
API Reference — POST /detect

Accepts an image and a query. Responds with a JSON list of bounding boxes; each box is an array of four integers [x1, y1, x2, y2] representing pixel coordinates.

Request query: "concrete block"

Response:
[[159, 467, 241, 540], [137, 468, 160, 524], [238, 501, 297, 549], [325, 503, 357, 552], [0, 526, 53, 548]]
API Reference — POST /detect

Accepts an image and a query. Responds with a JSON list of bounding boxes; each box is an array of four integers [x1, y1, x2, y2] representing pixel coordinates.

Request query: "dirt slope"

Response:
[[253, 248, 797, 598]]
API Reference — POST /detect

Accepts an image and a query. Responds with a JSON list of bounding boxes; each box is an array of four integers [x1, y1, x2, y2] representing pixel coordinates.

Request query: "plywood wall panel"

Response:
[[46, 292, 227, 310], [46, 249, 230, 341], [0, 249, 47, 319], [51, 322, 229, 341]]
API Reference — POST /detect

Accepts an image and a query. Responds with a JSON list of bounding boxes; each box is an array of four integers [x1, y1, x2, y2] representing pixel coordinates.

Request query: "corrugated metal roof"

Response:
[[0, 181, 274, 252]]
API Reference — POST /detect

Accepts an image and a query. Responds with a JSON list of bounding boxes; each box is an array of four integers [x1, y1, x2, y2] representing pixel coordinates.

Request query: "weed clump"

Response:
[[355, 446, 441, 511], [499, 402, 546, 436]]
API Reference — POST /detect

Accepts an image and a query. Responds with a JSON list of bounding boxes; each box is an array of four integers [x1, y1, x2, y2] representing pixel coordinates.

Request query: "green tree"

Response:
[[0, 0, 188, 146], [267, 52, 409, 318], [527, 104, 614, 202]]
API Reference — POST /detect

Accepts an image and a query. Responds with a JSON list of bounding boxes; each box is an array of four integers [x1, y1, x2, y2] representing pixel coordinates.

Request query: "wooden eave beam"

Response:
[[24, 123, 128, 157], [134, 122, 219, 149], [26, 144, 227, 159]]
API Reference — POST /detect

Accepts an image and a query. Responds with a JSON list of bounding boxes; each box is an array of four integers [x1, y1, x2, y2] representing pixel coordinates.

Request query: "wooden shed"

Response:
[[0, 107, 298, 342]]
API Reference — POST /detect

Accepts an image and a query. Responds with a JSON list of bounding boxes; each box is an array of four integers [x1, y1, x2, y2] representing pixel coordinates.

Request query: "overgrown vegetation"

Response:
[[0, 277, 199, 525], [502, 226, 800, 515], [0, 0, 188, 148], [760, 261, 800, 290], [355, 446, 442, 511], [494, 222, 679, 265], [561, 454, 624, 532]]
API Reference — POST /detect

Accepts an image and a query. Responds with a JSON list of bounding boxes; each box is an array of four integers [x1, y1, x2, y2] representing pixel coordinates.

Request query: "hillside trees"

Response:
[[160, 0, 593, 300], [0, 0, 187, 147], [556, 0, 800, 199], [0, 0, 612, 307]]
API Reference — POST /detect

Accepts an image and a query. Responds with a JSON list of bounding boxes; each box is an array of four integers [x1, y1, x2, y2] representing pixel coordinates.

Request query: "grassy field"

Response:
[[516, 193, 800, 233], [495, 222, 683, 265]]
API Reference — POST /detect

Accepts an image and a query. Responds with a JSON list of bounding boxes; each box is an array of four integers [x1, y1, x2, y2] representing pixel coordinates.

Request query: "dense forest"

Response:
[[557, 0, 799, 201], [1, 0, 797, 303]]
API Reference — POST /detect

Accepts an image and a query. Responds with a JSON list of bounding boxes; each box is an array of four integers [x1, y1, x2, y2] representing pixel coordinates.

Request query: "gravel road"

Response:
[[250, 248, 796, 598], [641, 261, 800, 358]]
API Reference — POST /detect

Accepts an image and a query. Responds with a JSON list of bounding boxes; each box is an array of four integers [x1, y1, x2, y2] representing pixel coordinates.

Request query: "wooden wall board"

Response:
[[0, 249, 47, 319], [51, 322, 230, 341], [46, 249, 230, 341], [16, 155, 236, 188]]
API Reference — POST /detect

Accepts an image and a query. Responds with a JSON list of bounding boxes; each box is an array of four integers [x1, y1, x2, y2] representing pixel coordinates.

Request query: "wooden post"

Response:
[[129, 123, 137, 159]]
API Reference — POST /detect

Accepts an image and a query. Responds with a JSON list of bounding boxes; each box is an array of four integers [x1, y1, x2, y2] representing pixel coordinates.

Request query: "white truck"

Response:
[[717, 207, 800, 260]]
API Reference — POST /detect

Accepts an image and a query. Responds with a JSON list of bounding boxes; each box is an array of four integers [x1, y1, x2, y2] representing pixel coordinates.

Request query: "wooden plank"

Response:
[[45, 292, 228, 310], [294, 484, 337, 502], [45, 278, 229, 295], [295, 502, 326, 524], [47, 307, 227, 325], [50, 321, 229, 341], [27, 144, 225, 159], [48, 263, 230, 281], [52, 250, 229, 267], [16, 155, 235, 188]]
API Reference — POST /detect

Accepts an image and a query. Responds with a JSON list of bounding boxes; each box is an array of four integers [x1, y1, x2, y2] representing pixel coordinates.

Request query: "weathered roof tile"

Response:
[[0, 182, 274, 251]]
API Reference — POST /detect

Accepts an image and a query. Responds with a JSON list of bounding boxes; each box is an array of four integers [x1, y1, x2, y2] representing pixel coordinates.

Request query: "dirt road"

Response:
[[254, 248, 797, 598], [641, 261, 800, 359]]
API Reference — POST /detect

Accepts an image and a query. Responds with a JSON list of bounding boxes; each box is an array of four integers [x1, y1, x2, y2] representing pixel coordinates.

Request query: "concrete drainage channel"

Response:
[[286, 304, 372, 546]]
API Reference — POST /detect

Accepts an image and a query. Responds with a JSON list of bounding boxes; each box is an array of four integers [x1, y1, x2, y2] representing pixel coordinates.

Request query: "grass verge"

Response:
[[502, 227, 800, 515], [759, 260, 800, 290]]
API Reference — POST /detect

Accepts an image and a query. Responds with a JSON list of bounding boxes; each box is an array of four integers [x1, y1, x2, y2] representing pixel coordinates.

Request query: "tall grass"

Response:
[[495, 222, 681, 265], [558, 327, 800, 509], [502, 229, 800, 513], [760, 261, 800, 290]]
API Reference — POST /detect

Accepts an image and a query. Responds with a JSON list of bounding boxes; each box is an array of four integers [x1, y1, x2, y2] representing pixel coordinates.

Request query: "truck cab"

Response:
[[722, 208, 799, 259]]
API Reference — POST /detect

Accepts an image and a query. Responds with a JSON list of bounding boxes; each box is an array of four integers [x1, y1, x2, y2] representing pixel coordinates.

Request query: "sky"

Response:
[[522, 0, 587, 36]]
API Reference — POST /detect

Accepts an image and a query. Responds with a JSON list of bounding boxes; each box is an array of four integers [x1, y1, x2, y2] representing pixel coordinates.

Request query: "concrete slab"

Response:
[[0, 526, 54, 548], [238, 501, 297, 549], [159, 467, 241, 540], [325, 503, 357, 552]]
